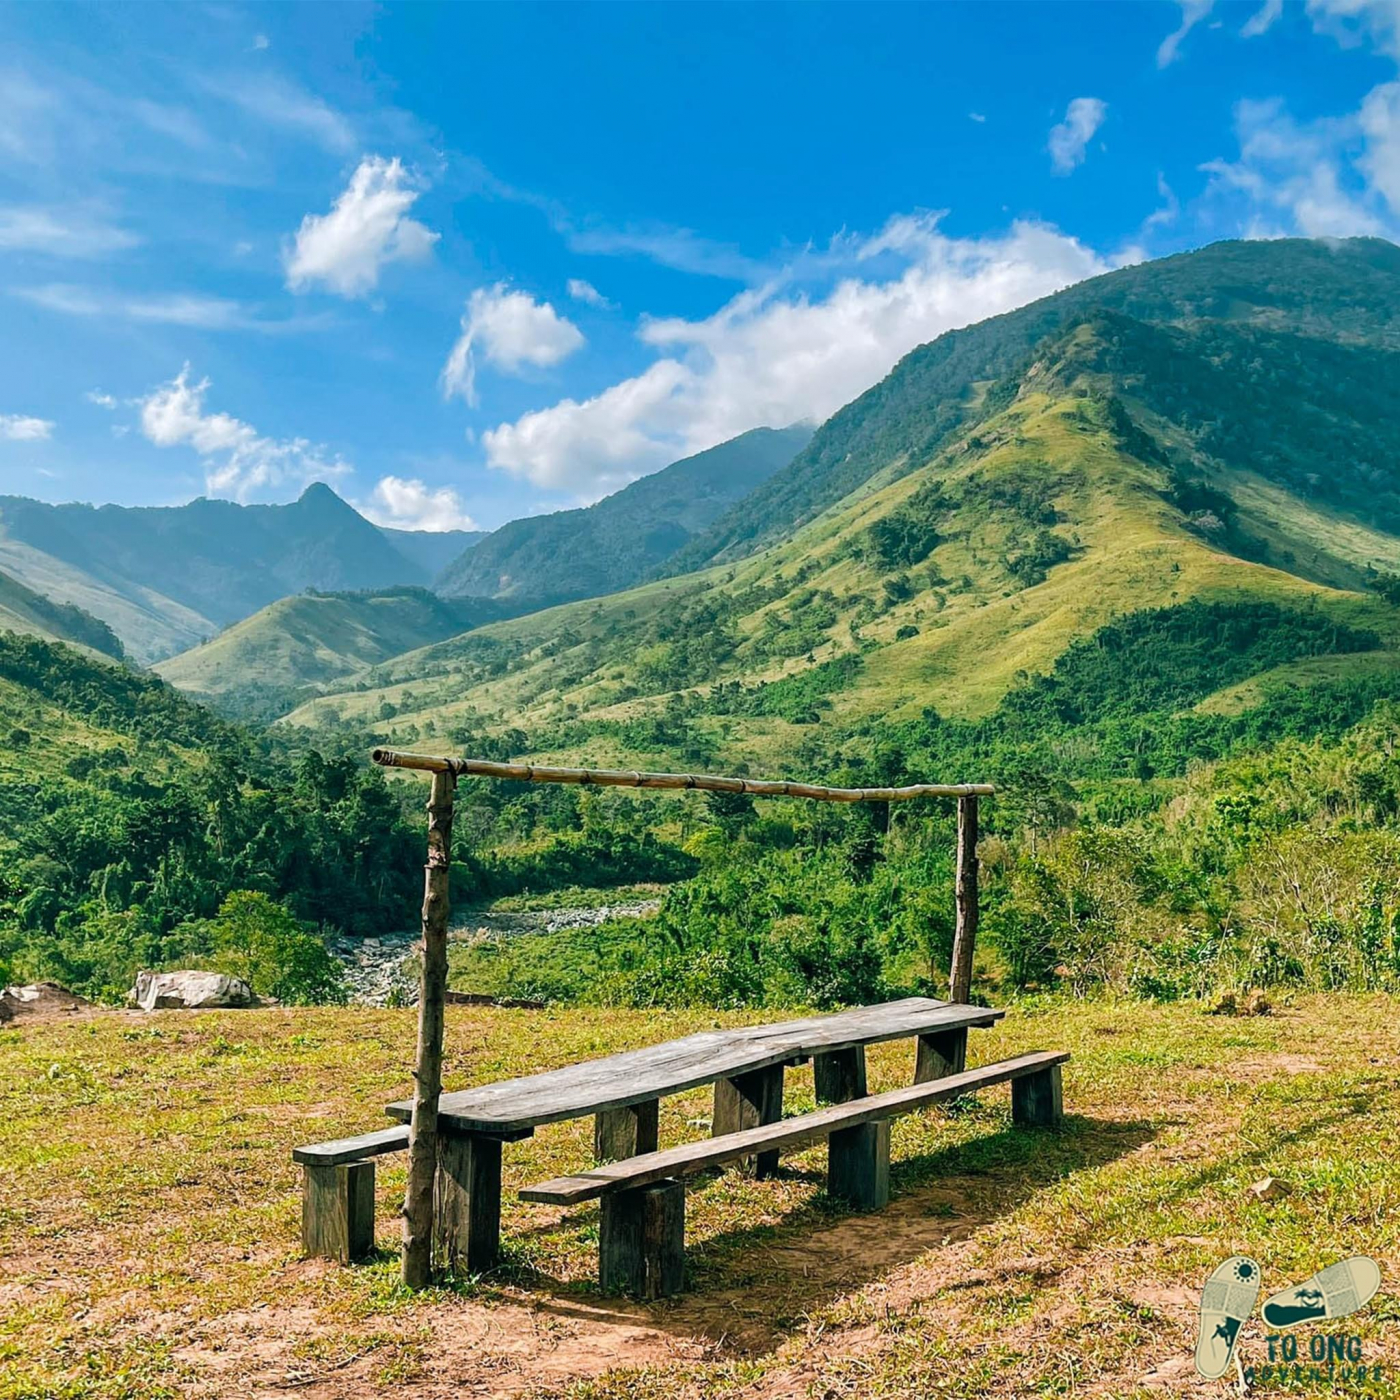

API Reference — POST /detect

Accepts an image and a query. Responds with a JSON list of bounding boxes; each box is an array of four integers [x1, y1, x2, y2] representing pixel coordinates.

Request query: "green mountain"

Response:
[[284, 238, 1400, 779], [0, 484, 473, 664], [380, 526, 485, 577], [665, 237, 1400, 574], [155, 585, 504, 717], [434, 425, 812, 605], [0, 567, 124, 659]]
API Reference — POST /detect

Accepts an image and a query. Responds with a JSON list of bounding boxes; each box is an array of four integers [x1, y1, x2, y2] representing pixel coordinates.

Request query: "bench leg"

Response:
[[594, 1099, 659, 1164], [914, 1026, 967, 1082], [813, 1046, 867, 1105], [599, 1178, 685, 1298], [827, 1120, 890, 1211], [713, 1064, 784, 1178], [435, 1132, 502, 1274], [1012, 1063, 1064, 1127], [302, 1161, 375, 1263]]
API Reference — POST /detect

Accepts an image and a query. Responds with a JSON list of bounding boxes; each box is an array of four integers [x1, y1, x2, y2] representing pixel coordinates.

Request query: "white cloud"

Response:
[[1143, 173, 1181, 230], [969, 111, 987, 123], [138, 365, 349, 501], [358, 476, 480, 532], [86, 390, 116, 409], [1158, 0, 1215, 65], [252, 34, 270, 51], [1201, 97, 1386, 236], [12, 282, 328, 333], [203, 73, 354, 152], [567, 277, 613, 308], [1307, 0, 1400, 55], [1241, 0, 1284, 37], [441, 284, 585, 406], [565, 224, 762, 280], [1048, 98, 1107, 175], [480, 215, 1107, 500], [0, 205, 139, 257], [0, 414, 54, 441], [284, 155, 437, 297]]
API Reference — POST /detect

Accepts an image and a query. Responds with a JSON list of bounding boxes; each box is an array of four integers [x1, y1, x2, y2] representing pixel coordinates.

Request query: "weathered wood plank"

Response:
[[713, 1064, 784, 1178], [520, 1051, 1069, 1205], [435, 1132, 502, 1274], [595, 1100, 659, 1164], [293, 1126, 409, 1167], [302, 1161, 375, 1262], [386, 997, 1004, 1134]]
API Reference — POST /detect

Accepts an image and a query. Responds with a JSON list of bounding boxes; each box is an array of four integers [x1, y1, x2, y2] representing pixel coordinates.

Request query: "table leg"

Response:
[[914, 1026, 968, 1083], [813, 1046, 867, 1104], [713, 1063, 784, 1178], [435, 1131, 502, 1274], [594, 1099, 660, 1163]]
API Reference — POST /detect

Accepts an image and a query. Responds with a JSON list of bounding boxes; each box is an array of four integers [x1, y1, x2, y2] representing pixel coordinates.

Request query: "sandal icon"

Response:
[[1195, 1256, 1262, 1379], [1261, 1257, 1381, 1329]]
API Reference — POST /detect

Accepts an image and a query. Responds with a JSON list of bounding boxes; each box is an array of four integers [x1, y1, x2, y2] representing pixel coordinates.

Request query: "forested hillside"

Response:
[[434, 425, 811, 605], [0, 568, 124, 658], [155, 586, 505, 719], [290, 240, 1400, 774]]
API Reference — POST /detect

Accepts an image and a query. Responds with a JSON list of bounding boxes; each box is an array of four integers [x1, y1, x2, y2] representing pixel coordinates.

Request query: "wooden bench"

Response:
[[291, 998, 1015, 1268], [521, 1051, 1068, 1298]]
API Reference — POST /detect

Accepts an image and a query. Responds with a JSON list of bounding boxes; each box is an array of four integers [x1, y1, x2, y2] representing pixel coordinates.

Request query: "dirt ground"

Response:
[[2, 995, 1398, 1399]]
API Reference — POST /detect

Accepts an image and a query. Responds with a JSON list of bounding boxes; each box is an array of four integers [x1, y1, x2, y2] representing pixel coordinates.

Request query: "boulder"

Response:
[[1, 982, 91, 1019], [130, 970, 256, 1011]]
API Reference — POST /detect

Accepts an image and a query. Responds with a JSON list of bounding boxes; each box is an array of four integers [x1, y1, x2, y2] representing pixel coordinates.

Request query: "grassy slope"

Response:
[[155, 588, 502, 701], [0, 568, 124, 659], [0, 536, 213, 665], [2, 996, 1396, 1398], [284, 375, 1400, 766]]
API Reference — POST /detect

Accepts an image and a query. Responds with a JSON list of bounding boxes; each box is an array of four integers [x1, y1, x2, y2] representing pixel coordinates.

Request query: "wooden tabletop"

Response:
[[384, 996, 1003, 1135]]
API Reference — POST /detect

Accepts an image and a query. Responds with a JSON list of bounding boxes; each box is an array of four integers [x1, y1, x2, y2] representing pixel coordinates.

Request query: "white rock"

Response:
[[130, 970, 255, 1011]]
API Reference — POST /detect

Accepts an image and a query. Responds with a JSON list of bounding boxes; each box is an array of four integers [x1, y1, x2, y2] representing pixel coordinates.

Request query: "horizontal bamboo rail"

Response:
[[372, 749, 993, 803]]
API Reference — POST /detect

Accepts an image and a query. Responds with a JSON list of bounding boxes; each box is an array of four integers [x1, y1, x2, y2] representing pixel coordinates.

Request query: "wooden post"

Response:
[[828, 1120, 890, 1210], [914, 1026, 967, 1083], [302, 1161, 375, 1263], [595, 1100, 660, 1164], [712, 1064, 784, 1178], [948, 794, 979, 1004], [599, 1179, 686, 1298], [401, 768, 456, 1288], [1012, 1064, 1063, 1127], [813, 1046, 867, 1105], [435, 1131, 502, 1273]]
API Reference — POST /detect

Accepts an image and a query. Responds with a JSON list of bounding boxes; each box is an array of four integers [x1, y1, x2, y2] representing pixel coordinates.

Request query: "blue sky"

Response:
[[1, 0, 1398, 531]]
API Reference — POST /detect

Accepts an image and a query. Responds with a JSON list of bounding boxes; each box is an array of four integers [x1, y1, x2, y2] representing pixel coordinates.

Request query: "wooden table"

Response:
[[383, 996, 1003, 1271]]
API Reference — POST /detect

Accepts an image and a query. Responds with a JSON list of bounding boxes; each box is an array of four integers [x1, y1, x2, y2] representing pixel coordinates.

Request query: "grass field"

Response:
[[3, 995, 1398, 1399]]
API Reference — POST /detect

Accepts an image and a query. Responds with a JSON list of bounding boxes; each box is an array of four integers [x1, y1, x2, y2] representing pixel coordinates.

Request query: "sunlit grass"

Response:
[[3, 995, 1399, 1396]]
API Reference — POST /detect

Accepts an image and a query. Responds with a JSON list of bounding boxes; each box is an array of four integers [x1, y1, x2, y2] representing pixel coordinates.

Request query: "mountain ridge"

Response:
[[0, 484, 478, 663], [434, 425, 812, 605]]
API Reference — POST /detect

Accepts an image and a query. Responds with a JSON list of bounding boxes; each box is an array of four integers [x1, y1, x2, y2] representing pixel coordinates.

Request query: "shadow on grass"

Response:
[[498, 1111, 1156, 1346]]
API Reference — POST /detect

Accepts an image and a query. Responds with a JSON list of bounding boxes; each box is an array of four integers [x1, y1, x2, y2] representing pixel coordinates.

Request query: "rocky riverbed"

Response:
[[331, 901, 659, 1006]]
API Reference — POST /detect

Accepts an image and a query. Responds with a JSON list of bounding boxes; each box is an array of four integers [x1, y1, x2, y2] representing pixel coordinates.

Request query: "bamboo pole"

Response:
[[948, 795, 979, 1004], [373, 750, 993, 804], [401, 768, 455, 1288]]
